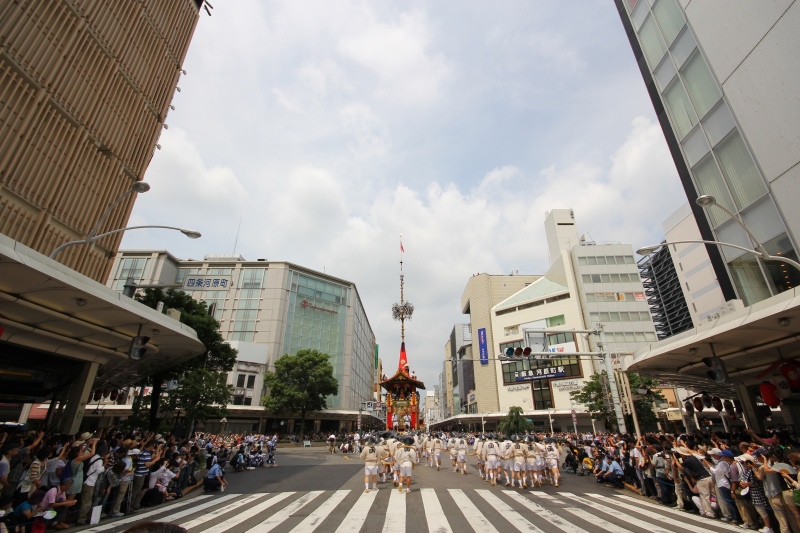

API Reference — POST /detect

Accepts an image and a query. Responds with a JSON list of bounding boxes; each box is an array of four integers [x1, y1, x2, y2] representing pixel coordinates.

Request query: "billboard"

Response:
[[478, 328, 488, 365]]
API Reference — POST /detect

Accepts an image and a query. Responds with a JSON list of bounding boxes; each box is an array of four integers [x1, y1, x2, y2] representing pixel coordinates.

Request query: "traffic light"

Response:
[[503, 346, 533, 359], [702, 357, 728, 383], [128, 335, 150, 360]]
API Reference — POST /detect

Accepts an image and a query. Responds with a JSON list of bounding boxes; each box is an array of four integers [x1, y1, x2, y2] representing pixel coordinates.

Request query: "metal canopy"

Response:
[[623, 288, 800, 396], [0, 234, 205, 398]]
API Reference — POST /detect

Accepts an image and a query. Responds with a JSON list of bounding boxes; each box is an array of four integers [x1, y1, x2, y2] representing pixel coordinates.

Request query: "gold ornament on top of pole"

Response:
[[392, 233, 414, 345]]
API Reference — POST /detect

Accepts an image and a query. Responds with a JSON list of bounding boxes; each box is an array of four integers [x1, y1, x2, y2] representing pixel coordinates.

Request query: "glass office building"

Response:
[[108, 252, 377, 418]]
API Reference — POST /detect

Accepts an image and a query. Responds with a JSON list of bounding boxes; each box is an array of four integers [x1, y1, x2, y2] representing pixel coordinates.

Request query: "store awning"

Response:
[[0, 234, 206, 401], [623, 289, 800, 396]]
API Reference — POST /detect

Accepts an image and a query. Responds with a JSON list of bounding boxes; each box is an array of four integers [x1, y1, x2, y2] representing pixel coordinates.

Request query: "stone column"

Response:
[[59, 361, 99, 435]]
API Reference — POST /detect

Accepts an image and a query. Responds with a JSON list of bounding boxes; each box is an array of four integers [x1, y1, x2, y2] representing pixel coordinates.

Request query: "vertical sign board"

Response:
[[478, 328, 488, 365]]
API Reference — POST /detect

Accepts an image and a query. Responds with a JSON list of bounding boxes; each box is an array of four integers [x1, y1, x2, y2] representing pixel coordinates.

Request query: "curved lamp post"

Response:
[[50, 225, 201, 259], [637, 195, 800, 272]]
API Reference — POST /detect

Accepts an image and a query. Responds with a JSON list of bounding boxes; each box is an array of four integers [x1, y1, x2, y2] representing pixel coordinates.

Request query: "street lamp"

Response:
[[50, 225, 201, 259], [637, 195, 800, 272]]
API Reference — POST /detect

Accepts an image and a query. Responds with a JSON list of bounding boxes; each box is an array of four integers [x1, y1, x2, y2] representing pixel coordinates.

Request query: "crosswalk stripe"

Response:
[[334, 489, 377, 533], [289, 489, 349, 532], [562, 507, 634, 533], [383, 488, 407, 533], [421, 488, 451, 533], [586, 493, 739, 532], [180, 492, 263, 529], [448, 489, 499, 533], [526, 490, 557, 500], [474, 490, 547, 532], [83, 494, 222, 532], [501, 490, 585, 532], [560, 492, 674, 533], [610, 493, 742, 532], [250, 490, 324, 532], [199, 492, 294, 533]]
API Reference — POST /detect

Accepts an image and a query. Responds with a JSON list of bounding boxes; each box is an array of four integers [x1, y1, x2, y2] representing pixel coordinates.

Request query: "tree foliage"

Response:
[[263, 349, 339, 442], [570, 371, 666, 432], [497, 406, 533, 435], [134, 288, 237, 430]]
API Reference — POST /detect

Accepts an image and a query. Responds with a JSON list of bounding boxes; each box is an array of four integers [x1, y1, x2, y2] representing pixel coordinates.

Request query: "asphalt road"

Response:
[[80, 447, 745, 533]]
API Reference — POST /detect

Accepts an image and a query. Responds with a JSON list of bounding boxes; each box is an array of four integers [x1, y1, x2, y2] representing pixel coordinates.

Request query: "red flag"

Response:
[[400, 242, 404, 253]]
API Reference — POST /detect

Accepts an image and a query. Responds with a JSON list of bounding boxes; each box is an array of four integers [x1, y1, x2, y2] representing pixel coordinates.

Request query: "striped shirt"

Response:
[[135, 450, 152, 476]]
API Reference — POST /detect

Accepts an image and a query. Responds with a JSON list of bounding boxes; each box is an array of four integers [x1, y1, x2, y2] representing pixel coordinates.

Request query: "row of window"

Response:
[[605, 331, 658, 343], [581, 273, 641, 284], [236, 374, 257, 389], [576, 255, 635, 266], [588, 311, 652, 323], [585, 292, 645, 303]]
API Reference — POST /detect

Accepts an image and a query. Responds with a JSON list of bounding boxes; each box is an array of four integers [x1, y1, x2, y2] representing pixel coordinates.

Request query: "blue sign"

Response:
[[478, 328, 488, 365], [514, 365, 567, 382]]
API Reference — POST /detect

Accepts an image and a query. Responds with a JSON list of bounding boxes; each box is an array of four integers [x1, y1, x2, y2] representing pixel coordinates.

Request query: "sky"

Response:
[[121, 0, 688, 391]]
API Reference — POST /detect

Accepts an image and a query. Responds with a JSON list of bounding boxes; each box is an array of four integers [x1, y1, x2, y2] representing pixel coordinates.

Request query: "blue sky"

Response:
[[122, 0, 687, 389]]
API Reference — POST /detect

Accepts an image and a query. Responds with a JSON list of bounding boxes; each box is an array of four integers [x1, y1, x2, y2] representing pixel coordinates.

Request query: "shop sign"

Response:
[[478, 328, 488, 365], [514, 365, 566, 381], [553, 379, 582, 392], [182, 275, 232, 291], [301, 299, 338, 315], [507, 384, 529, 392]]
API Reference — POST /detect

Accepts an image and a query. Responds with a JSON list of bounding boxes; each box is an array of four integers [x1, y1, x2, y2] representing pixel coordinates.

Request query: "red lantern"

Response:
[[701, 393, 713, 408], [684, 400, 694, 414], [109, 390, 119, 402], [723, 399, 735, 415], [0, 325, 4, 337], [781, 364, 800, 389], [102, 390, 110, 399], [93, 390, 102, 402], [693, 397, 704, 412], [760, 381, 781, 408], [712, 396, 723, 412]]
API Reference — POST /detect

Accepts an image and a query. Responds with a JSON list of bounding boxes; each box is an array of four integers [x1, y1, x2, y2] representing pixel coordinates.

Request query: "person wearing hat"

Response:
[[109, 448, 135, 517], [203, 457, 228, 493], [76, 440, 107, 525], [704, 448, 741, 524], [758, 447, 795, 533], [741, 451, 774, 532], [360, 436, 386, 493], [394, 437, 417, 493], [730, 453, 759, 529], [678, 444, 715, 518], [431, 433, 444, 472]]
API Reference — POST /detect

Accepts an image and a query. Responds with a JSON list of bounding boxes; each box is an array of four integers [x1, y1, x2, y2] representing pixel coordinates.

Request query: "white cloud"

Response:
[[123, 1, 684, 392], [338, 9, 453, 105]]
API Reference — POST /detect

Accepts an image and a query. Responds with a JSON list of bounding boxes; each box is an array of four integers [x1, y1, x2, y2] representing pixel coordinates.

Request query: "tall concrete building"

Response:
[[461, 273, 541, 413], [615, 0, 800, 306], [108, 250, 378, 432], [0, 1, 203, 281]]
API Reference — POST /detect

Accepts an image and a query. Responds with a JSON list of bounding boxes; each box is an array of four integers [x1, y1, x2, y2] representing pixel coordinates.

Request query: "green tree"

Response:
[[135, 288, 237, 430], [570, 371, 617, 430], [165, 368, 231, 432], [263, 349, 339, 442], [570, 371, 666, 432], [497, 406, 533, 435], [627, 373, 666, 431]]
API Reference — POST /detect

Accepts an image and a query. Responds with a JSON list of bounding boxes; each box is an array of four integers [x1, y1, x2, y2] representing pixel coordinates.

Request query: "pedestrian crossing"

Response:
[[83, 487, 743, 533]]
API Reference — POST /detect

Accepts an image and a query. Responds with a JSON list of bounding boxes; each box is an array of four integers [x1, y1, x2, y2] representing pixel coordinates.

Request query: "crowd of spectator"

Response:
[[581, 427, 800, 532], [0, 426, 279, 531]]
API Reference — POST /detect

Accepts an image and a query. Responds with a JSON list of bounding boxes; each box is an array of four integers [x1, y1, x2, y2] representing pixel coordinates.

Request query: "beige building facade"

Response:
[[0, 1, 202, 282], [461, 273, 541, 413]]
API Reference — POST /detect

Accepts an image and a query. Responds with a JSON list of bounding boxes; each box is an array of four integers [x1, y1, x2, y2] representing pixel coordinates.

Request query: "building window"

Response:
[[236, 374, 245, 388], [531, 379, 553, 410], [247, 374, 256, 389], [714, 130, 766, 211], [681, 51, 721, 120], [638, 15, 668, 68], [244, 397, 253, 406], [663, 78, 697, 139], [692, 154, 734, 228], [115, 258, 149, 290], [652, 0, 685, 46]]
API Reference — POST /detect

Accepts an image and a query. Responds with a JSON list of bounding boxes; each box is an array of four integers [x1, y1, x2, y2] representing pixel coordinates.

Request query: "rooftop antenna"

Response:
[[232, 214, 243, 255]]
